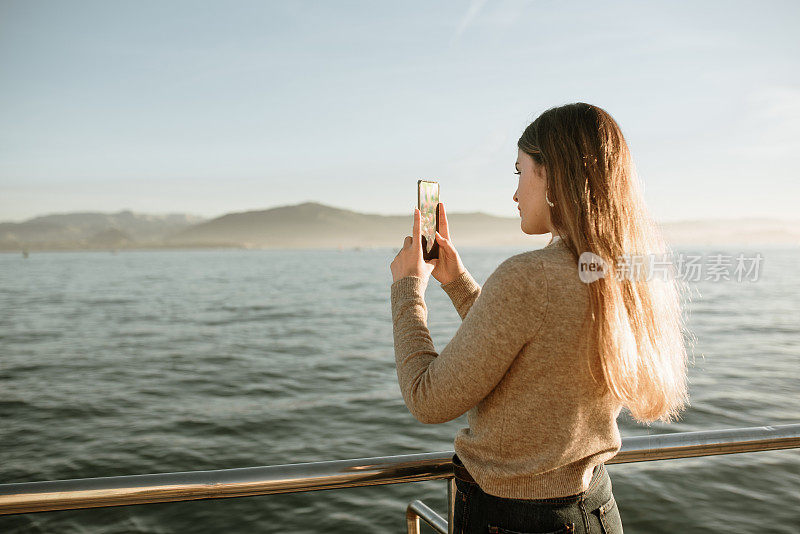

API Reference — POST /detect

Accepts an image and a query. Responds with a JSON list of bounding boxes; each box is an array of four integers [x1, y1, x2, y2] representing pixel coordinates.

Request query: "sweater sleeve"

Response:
[[390, 258, 549, 424], [440, 270, 481, 320]]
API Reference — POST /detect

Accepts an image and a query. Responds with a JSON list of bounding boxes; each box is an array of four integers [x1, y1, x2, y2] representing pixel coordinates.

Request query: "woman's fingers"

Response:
[[435, 231, 451, 253], [438, 203, 451, 240], [412, 208, 421, 249], [434, 230, 465, 283]]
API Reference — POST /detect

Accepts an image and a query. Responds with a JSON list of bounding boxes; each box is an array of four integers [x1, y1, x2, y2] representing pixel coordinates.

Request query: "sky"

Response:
[[1, 0, 798, 223]]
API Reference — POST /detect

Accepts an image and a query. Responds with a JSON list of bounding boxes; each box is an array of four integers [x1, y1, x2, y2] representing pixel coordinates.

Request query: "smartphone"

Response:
[[417, 179, 440, 261]]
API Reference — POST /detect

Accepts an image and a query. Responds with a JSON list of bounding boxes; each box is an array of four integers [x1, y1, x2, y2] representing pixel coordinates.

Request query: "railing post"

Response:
[[406, 505, 421, 534], [447, 477, 456, 534]]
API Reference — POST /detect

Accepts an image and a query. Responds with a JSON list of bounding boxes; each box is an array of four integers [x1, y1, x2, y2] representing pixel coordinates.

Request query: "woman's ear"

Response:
[[536, 162, 547, 179]]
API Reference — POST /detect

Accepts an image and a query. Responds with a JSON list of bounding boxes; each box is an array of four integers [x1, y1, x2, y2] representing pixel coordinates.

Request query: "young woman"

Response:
[[389, 102, 690, 534]]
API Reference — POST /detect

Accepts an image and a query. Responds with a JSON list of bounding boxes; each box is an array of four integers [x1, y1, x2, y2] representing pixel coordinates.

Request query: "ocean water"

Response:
[[1, 244, 798, 533]]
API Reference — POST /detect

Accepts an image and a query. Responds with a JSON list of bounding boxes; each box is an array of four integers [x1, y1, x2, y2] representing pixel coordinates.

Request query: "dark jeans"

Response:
[[452, 454, 623, 534]]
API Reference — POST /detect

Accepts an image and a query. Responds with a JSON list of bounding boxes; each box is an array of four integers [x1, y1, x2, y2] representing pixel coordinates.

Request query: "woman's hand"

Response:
[[429, 202, 466, 286], [390, 208, 435, 283]]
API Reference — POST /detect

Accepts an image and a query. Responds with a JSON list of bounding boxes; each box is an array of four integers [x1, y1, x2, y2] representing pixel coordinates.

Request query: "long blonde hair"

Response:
[[519, 102, 692, 424]]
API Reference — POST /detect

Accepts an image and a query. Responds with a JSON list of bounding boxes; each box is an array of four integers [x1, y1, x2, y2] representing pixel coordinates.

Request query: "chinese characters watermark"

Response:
[[578, 252, 764, 283]]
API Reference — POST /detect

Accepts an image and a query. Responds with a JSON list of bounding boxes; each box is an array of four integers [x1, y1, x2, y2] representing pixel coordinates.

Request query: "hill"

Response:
[[1, 202, 798, 252]]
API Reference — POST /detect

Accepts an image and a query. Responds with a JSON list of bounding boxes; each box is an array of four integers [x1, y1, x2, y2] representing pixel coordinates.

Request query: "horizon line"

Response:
[[2, 200, 799, 225]]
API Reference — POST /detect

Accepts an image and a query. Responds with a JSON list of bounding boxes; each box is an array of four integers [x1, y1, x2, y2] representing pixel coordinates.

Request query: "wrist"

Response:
[[391, 274, 428, 296], [441, 269, 467, 287]]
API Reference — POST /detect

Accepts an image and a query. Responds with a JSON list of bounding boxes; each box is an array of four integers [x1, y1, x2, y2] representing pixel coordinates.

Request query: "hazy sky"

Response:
[[1, 0, 798, 223]]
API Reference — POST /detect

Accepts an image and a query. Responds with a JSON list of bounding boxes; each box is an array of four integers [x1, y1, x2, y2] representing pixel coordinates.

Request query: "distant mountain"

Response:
[[1, 202, 798, 252], [163, 201, 542, 249], [0, 210, 206, 251]]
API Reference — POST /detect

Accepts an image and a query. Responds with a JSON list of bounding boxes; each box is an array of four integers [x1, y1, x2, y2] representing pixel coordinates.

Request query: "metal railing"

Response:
[[1, 423, 798, 534]]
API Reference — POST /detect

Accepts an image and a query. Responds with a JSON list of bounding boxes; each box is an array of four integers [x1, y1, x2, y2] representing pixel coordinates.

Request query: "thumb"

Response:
[[435, 231, 449, 249]]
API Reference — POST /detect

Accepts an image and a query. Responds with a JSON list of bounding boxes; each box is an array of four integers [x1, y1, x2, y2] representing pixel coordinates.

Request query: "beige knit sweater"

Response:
[[390, 237, 623, 499]]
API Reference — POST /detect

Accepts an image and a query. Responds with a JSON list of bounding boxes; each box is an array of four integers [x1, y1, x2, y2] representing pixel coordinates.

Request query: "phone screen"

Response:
[[417, 180, 439, 259]]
